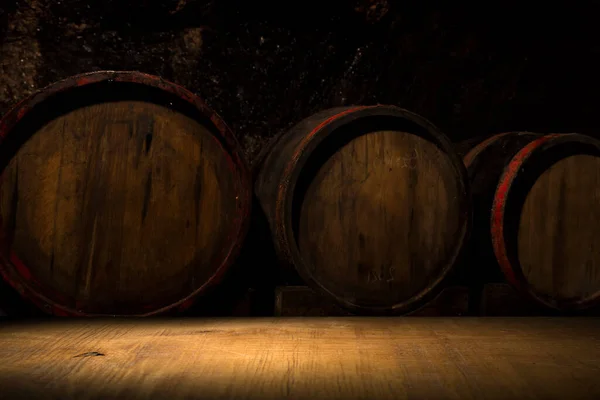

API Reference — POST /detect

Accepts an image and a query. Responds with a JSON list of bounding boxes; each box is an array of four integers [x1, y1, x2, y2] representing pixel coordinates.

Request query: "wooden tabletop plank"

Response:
[[0, 318, 599, 399]]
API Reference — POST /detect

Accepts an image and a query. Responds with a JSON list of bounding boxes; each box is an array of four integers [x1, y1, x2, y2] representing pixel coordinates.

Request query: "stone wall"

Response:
[[2, 1, 599, 163]]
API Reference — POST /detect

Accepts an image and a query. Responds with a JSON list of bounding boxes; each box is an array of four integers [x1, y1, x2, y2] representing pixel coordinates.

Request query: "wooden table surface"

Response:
[[0, 317, 599, 400]]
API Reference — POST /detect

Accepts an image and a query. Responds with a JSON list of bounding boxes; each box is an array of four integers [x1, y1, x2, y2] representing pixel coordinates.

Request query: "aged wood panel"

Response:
[[256, 106, 470, 315], [463, 132, 600, 311], [479, 283, 600, 316], [1, 318, 600, 400], [299, 130, 461, 306], [518, 154, 600, 302], [0, 71, 251, 316], [479, 283, 548, 316]]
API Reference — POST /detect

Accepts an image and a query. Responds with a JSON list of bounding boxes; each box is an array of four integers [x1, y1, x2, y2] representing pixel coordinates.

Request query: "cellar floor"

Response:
[[0, 317, 599, 399]]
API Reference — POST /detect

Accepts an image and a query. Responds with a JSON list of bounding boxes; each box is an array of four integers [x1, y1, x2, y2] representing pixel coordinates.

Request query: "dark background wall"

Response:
[[3, 0, 600, 163], [1, 0, 600, 316]]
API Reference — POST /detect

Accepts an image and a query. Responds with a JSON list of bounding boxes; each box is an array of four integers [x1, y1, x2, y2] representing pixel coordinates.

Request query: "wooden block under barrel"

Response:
[[479, 283, 600, 316], [479, 283, 545, 316], [275, 286, 469, 316]]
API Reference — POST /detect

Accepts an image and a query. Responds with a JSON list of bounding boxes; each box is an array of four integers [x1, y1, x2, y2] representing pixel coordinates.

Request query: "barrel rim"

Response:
[[462, 132, 530, 168], [491, 132, 600, 311], [275, 105, 472, 315], [0, 70, 252, 317]]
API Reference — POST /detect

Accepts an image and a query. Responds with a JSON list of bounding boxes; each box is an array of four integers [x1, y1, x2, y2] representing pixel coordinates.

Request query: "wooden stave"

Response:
[[462, 132, 541, 280], [0, 71, 252, 317], [256, 105, 471, 315]]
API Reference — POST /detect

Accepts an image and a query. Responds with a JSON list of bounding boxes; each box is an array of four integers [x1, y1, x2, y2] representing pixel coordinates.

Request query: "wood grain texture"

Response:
[[256, 106, 470, 315], [0, 97, 238, 315], [462, 132, 600, 312], [298, 130, 462, 308], [0, 318, 599, 400], [518, 154, 600, 302]]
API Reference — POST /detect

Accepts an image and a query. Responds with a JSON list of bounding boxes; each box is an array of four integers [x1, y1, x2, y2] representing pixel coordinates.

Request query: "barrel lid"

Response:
[[276, 105, 471, 315], [0, 71, 251, 316]]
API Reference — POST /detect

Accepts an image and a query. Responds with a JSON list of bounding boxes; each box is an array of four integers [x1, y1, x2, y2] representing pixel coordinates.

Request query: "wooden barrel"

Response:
[[0, 71, 251, 316], [255, 106, 470, 315], [464, 132, 600, 311]]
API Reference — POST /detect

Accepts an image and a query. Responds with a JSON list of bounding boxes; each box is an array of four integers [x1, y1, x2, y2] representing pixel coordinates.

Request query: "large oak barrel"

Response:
[[255, 106, 470, 315], [464, 132, 600, 311], [0, 71, 251, 316]]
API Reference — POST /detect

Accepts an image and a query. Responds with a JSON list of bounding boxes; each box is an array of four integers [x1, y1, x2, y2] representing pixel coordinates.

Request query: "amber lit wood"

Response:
[[256, 106, 469, 315], [0, 98, 239, 315], [298, 130, 462, 308], [518, 154, 600, 302], [0, 318, 599, 399], [461, 132, 600, 311]]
